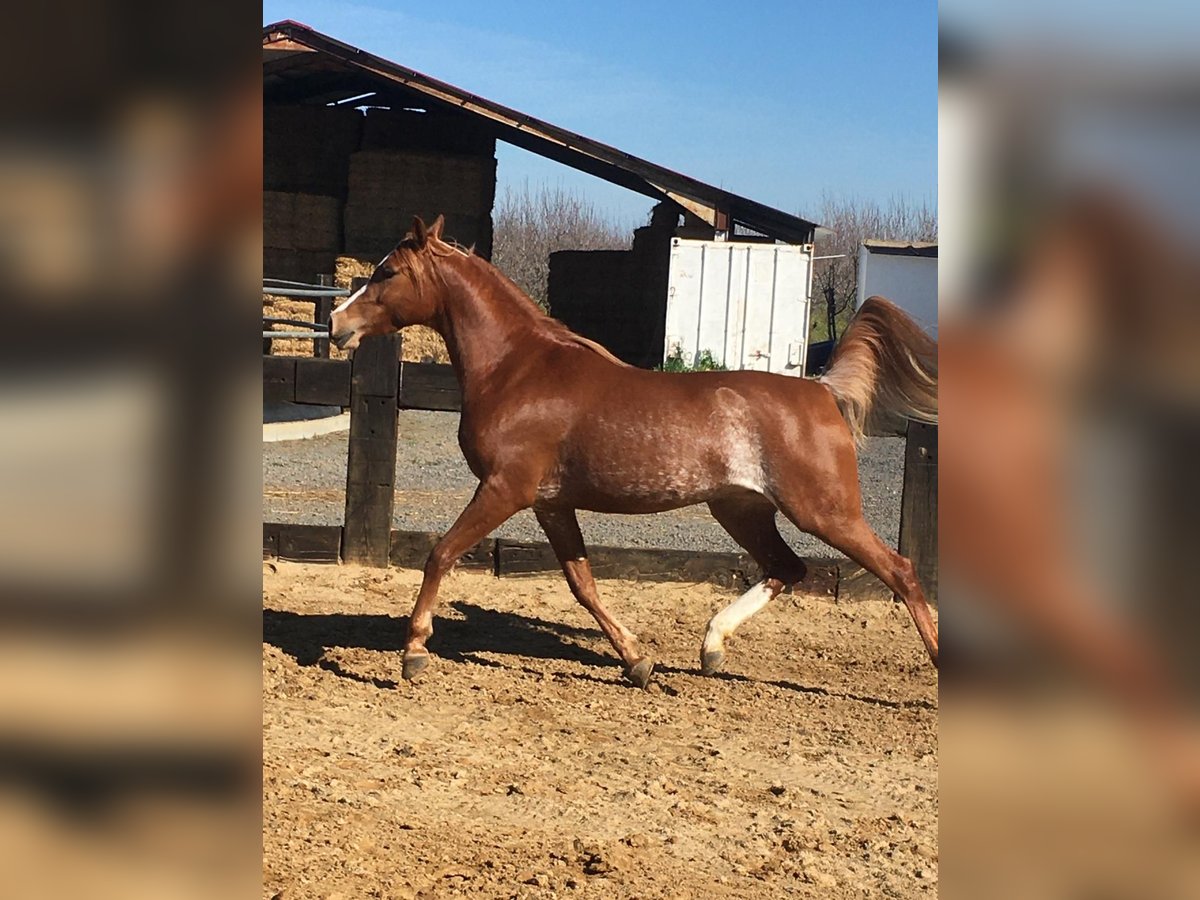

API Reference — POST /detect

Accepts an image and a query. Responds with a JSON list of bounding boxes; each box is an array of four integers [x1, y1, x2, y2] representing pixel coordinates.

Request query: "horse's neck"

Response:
[[434, 255, 546, 391]]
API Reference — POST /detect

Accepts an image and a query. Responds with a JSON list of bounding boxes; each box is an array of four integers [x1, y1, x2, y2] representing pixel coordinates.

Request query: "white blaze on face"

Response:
[[702, 580, 776, 656], [332, 253, 391, 316], [331, 283, 365, 316]]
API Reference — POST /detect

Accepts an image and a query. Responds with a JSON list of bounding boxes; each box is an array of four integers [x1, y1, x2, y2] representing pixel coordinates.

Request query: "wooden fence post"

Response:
[[342, 276, 401, 566], [314, 274, 334, 359], [898, 421, 938, 605]]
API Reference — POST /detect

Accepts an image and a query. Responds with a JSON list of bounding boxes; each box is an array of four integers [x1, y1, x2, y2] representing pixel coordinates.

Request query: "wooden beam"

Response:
[[398, 362, 461, 411], [314, 274, 334, 359], [389, 531, 494, 572], [492, 538, 841, 595], [277, 524, 342, 563], [341, 334, 402, 566], [263, 356, 296, 404], [262, 523, 870, 602], [263, 36, 319, 53], [898, 421, 938, 605], [263, 523, 280, 560], [650, 185, 717, 227], [294, 358, 351, 406]]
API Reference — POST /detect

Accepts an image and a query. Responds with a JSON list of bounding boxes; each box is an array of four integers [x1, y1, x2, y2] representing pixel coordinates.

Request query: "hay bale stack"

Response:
[[264, 192, 342, 250], [264, 191, 343, 282], [264, 105, 362, 198], [347, 151, 495, 205], [264, 248, 338, 284], [263, 293, 327, 358], [343, 150, 496, 259], [360, 108, 495, 156], [334, 255, 375, 286]]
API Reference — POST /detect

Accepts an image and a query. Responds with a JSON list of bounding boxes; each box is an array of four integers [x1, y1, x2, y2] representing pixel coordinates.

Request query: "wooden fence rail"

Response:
[[262, 358, 464, 411]]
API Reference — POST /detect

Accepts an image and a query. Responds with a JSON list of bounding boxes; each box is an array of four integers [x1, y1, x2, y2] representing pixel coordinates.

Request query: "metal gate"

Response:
[[664, 238, 813, 375]]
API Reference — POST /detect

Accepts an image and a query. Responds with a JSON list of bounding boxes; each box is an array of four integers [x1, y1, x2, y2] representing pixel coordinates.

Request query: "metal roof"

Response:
[[264, 21, 823, 244], [861, 240, 938, 257]]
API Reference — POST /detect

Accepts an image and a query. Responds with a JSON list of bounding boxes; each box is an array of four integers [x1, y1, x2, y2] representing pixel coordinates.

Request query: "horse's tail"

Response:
[[818, 295, 937, 443]]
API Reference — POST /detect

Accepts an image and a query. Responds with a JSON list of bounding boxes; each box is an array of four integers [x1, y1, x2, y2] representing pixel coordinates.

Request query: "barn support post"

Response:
[[342, 277, 402, 566], [898, 421, 938, 605]]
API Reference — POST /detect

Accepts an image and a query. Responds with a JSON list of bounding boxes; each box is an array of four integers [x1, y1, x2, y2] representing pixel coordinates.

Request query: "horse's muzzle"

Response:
[[330, 329, 356, 350]]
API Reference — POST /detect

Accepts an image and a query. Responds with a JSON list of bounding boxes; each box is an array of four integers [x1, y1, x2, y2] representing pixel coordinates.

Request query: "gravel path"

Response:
[[263, 410, 906, 557]]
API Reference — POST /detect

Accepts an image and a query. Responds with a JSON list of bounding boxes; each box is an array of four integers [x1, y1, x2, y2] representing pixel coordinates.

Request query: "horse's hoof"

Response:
[[402, 652, 430, 681], [700, 648, 725, 676], [625, 658, 655, 690]]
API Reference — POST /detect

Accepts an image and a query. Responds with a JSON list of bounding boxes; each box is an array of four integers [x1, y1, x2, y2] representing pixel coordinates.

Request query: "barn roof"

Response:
[[264, 21, 823, 244], [861, 240, 938, 258]]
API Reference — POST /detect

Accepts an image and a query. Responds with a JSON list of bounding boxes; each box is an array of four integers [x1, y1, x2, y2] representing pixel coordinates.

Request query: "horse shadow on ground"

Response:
[[263, 600, 616, 687], [263, 601, 935, 710]]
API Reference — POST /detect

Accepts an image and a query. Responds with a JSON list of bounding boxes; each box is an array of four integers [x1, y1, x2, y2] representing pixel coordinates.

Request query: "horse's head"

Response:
[[329, 215, 449, 351]]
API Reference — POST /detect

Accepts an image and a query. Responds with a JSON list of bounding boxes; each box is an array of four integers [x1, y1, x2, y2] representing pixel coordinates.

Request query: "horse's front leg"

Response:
[[402, 479, 525, 680]]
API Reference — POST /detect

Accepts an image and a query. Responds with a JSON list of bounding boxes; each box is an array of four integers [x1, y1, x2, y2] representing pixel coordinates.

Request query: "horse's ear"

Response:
[[429, 214, 445, 241], [411, 216, 428, 248]]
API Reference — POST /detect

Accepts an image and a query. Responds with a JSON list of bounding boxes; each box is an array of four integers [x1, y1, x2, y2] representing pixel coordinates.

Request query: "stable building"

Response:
[[264, 21, 824, 370]]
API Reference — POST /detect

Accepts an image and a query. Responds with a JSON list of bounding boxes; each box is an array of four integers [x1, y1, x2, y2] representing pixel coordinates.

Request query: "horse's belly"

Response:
[[540, 462, 746, 513], [538, 411, 767, 512]]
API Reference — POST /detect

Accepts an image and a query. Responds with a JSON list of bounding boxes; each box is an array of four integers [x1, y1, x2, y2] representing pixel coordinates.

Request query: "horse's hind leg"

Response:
[[821, 517, 938, 666], [536, 509, 654, 689], [702, 495, 809, 675], [777, 488, 939, 667]]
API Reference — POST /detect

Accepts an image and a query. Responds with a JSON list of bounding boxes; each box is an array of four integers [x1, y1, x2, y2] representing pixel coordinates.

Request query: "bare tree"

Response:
[[810, 194, 937, 342], [492, 181, 631, 309]]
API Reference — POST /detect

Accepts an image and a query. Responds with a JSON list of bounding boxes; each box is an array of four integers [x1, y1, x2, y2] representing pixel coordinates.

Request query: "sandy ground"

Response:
[[263, 562, 937, 899]]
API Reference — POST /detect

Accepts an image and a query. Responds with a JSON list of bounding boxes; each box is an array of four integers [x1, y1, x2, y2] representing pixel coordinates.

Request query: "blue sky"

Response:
[[264, 1, 936, 228]]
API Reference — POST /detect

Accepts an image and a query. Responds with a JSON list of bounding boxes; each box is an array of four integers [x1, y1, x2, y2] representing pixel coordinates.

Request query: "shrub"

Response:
[[659, 347, 727, 373]]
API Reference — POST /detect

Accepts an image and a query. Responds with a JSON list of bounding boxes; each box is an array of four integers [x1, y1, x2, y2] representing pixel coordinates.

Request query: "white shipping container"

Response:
[[664, 238, 813, 375], [856, 242, 938, 337]]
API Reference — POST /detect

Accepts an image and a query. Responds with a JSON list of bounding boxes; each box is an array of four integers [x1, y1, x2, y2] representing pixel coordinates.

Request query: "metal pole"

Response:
[[801, 243, 814, 376], [260, 286, 350, 298], [826, 282, 837, 344]]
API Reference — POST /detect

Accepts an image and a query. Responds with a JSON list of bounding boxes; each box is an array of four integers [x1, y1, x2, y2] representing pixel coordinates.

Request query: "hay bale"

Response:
[[346, 150, 496, 214], [342, 205, 409, 257], [263, 248, 337, 284], [334, 256, 375, 286], [264, 105, 362, 198], [344, 209, 492, 259], [263, 293, 332, 358], [360, 108, 495, 155], [264, 192, 342, 251], [343, 149, 496, 258]]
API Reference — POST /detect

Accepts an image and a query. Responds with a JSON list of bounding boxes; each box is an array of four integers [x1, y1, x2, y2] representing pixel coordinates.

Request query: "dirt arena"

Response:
[[263, 562, 937, 899]]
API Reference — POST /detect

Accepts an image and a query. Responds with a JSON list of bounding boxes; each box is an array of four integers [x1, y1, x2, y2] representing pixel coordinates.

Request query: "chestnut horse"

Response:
[[331, 215, 939, 688]]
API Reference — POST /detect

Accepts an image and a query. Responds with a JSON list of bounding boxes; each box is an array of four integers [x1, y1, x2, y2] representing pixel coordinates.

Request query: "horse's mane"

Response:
[[396, 234, 632, 369], [540, 319, 633, 368]]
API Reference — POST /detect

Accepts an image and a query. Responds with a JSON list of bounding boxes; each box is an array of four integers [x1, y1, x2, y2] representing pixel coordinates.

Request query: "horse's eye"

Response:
[[370, 267, 394, 284]]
